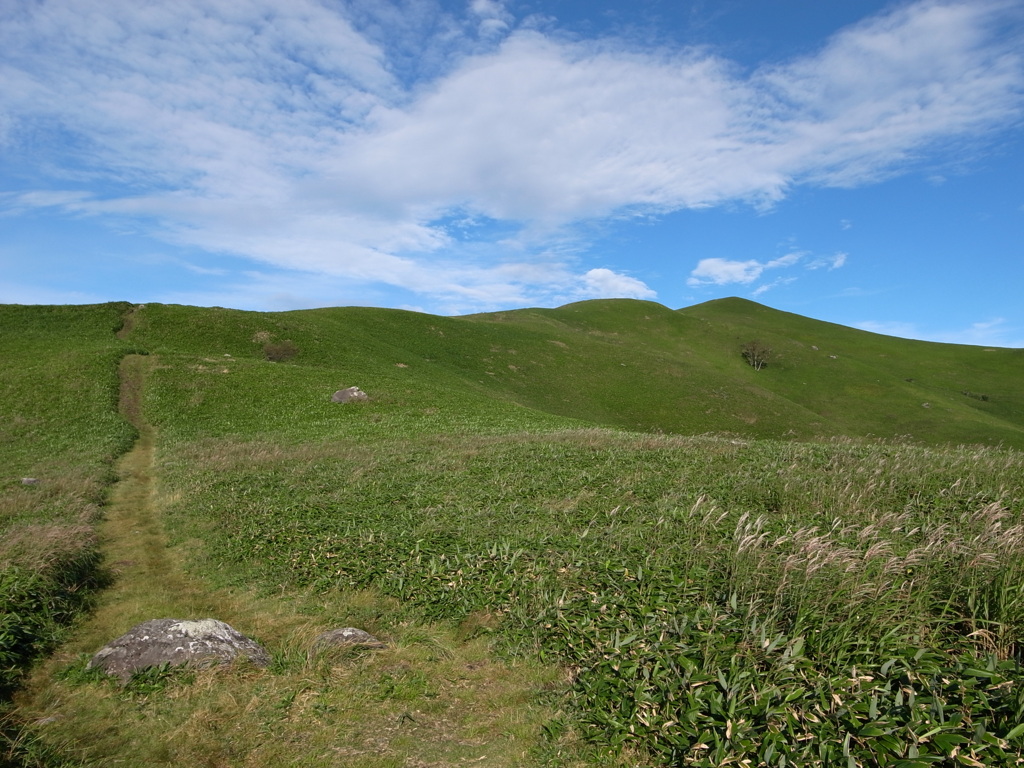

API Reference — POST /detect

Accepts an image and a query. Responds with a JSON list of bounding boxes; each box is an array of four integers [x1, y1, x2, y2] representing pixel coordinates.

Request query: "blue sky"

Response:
[[2, 0, 1023, 346]]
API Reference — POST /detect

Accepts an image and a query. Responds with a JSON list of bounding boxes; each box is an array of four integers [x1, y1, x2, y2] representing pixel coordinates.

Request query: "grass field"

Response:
[[0, 304, 137, 694], [3, 298, 1024, 766]]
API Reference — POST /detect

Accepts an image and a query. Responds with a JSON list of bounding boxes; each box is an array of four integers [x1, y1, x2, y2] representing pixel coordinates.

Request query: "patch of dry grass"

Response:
[[17, 592, 570, 767]]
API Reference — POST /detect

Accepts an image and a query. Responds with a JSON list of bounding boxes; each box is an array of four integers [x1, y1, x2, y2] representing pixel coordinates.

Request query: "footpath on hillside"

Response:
[[2, 353, 220, 765], [13, 354, 224, 684], [83, 354, 221, 626], [7, 351, 563, 768]]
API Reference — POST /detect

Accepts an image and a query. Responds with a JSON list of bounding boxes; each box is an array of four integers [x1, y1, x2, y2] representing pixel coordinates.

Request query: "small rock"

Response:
[[331, 386, 368, 403], [21, 478, 39, 485], [88, 618, 271, 682], [312, 627, 386, 652]]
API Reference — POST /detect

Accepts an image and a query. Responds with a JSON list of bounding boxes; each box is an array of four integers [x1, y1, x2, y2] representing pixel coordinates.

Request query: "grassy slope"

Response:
[[125, 297, 1024, 448], [0, 303, 136, 475], [117, 300, 1024, 765], [126, 303, 586, 444], [461, 297, 1024, 446], [0, 303, 135, 694], [677, 298, 1024, 446], [5, 298, 1024, 766]]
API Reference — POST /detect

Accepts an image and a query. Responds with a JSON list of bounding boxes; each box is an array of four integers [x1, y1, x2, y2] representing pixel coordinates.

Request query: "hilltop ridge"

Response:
[[27, 295, 1018, 449]]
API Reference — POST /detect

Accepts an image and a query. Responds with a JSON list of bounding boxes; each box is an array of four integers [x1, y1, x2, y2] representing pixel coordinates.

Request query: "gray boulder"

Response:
[[312, 627, 386, 652], [331, 386, 368, 403], [88, 618, 271, 682]]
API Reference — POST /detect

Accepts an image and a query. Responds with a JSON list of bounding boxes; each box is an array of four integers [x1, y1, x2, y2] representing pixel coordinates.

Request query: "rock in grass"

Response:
[[312, 627, 386, 652], [21, 478, 39, 485], [331, 386, 368, 403], [88, 619, 271, 682]]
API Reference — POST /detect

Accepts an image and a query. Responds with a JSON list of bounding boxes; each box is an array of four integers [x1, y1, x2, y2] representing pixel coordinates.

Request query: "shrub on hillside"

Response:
[[262, 339, 299, 362], [741, 339, 771, 370]]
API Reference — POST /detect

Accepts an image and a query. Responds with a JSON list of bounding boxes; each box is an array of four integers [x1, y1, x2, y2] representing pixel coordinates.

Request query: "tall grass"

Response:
[[154, 427, 1024, 765]]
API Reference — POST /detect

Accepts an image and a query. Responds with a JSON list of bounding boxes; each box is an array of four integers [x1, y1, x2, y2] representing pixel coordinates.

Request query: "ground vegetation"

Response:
[[3, 298, 1024, 766]]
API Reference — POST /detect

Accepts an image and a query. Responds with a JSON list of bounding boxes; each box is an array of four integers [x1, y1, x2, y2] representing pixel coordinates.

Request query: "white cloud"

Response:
[[933, 318, 1024, 348], [153, 270, 391, 312], [688, 258, 767, 287], [808, 251, 848, 270], [169, 258, 229, 277], [469, 0, 512, 37], [0, 0, 1021, 312], [752, 277, 797, 297], [687, 252, 803, 287], [687, 249, 846, 293], [753, 0, 1024, 188], [579, 268, 657, 299], [470, 0, 505, 15], [767, 253, 802, 269], [8, 190, 93, 210]]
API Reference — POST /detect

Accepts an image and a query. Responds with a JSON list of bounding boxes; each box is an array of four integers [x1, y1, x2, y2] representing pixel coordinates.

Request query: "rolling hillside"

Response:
[[120, 297, 1024, 448], [4, 297, 1024, 767]]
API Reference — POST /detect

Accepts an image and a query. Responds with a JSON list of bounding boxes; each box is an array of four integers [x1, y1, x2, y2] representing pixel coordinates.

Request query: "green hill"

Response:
[[119, 297, 1024, 448]]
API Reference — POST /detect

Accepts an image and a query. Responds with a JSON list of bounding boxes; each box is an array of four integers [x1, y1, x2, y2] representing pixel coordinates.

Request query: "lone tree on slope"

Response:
[[741, 340, 771, 371]]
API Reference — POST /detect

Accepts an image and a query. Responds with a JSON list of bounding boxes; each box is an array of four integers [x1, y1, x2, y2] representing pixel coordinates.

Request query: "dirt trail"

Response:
[[100, 356, 216, 615], [40, 355, 220, 660], [115, 303, 144, 340]]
